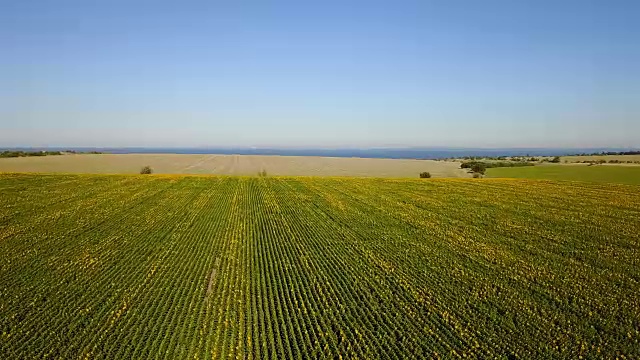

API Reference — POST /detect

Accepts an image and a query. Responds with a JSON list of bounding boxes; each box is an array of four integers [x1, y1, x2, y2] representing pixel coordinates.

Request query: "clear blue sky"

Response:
[[1, 0, 638, 148]]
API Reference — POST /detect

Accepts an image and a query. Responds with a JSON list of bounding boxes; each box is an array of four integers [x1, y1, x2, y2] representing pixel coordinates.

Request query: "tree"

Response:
[[471, 163, 486, 174], [419, 172, 431, 178]]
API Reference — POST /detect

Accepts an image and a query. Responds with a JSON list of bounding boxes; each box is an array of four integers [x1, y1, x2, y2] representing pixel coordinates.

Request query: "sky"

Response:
[[1, 0, 639, 148]]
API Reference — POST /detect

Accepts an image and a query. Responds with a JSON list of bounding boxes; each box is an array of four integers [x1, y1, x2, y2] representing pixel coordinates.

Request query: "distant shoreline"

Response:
[[1, 147, 638, 160]]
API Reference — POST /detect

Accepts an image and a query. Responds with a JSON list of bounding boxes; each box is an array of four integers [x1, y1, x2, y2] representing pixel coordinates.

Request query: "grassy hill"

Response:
[[1, 174, 639, 358]]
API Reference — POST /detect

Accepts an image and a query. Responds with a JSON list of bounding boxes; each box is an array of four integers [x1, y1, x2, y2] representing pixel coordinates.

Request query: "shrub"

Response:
[[258, 169, 268, 177], [140, 166, 153, 174], [419, 172, 431, 178], [550, 156, 561, 163], [472, 172, 482, 178]]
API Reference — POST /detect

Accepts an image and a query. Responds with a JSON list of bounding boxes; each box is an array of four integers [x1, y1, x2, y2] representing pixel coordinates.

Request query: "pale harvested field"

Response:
[[561, 154, 640, 163], [0, 154, 469, 178]]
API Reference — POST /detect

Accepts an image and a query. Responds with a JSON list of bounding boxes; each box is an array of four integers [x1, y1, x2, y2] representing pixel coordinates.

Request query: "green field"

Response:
[[561, 154, 640, 163], [1, 174, 639, 358], [487, 164, 640, 184]]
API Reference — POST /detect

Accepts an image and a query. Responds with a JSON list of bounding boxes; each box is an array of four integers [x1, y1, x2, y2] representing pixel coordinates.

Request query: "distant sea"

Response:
[[3, 147, 637, 160]]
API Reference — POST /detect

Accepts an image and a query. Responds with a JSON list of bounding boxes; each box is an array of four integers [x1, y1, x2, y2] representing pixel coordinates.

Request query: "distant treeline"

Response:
[[459, 156, 518, 160], [456, 156, 542, 162], [1, 150, 63, 158], [460, 161, 536, 175], [0, 150, 102, 158], [570, 151, 640, 156], [461, 161, 535, 170], [64, 150, 103, 155]]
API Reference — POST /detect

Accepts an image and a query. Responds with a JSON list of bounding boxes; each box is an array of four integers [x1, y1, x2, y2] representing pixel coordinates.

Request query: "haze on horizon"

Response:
[[1, 1, 639, 149]]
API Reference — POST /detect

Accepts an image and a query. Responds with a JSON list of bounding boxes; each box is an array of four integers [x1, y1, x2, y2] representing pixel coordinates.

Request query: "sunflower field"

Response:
[[0, 174, 638, 359]]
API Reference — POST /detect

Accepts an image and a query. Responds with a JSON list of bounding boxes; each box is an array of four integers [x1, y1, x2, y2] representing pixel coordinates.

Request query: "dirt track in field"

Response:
[[0, 154, 469, 178]]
